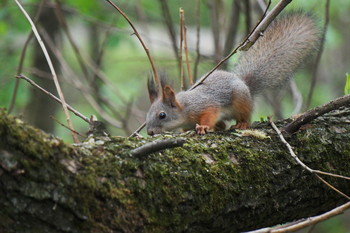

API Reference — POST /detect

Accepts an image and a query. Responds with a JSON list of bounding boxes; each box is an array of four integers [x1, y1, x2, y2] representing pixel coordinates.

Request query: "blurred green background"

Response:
[[0, 0, 350, 231]]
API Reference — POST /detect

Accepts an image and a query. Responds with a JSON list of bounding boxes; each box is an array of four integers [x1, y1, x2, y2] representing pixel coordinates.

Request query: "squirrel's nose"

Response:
[[147, 129, 154, 136]]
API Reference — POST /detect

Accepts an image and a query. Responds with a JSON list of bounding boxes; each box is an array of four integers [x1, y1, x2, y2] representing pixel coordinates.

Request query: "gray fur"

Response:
[[146, 13, 320, 135]]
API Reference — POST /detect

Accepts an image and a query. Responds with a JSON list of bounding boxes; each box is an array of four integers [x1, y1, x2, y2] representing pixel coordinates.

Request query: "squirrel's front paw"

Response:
[[196, 124, 210, 135]]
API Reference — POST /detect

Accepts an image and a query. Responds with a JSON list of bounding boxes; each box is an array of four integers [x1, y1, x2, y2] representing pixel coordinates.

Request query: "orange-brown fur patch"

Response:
[[232, 93, 252, 128]]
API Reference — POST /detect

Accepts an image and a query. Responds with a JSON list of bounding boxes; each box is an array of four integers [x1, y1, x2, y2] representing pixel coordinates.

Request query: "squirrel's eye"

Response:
[[159, 112, 166, 119]]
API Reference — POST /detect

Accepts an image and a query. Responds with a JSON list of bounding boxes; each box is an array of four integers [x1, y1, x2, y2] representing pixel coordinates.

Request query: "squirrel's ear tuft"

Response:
[[147, 74, 159, 103], [162, 85, 180, 109]]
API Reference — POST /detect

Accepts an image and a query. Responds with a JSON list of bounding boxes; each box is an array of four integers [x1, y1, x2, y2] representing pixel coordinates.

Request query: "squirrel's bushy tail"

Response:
[[234, 13, 320, 96]]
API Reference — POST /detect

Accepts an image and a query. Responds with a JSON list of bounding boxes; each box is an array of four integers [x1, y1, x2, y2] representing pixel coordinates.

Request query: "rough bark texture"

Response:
[[1, 108, 350, 233]]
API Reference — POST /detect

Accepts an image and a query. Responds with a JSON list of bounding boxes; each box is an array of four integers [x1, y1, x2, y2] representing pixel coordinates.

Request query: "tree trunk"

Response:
[[1, 108, 350, 233], [24, 1, 61, 133]]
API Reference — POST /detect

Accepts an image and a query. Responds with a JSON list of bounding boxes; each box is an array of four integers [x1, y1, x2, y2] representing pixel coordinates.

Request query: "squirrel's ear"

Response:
[[147, 75, 159, 103], [162, 85, 181, 109]]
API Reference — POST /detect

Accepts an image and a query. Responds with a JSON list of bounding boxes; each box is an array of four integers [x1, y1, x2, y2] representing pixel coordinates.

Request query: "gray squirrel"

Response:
[[146, 13, 320, 135]]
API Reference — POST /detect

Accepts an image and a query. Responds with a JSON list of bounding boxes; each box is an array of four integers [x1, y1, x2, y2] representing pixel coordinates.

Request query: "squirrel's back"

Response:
[[234, 13, 320, 95]]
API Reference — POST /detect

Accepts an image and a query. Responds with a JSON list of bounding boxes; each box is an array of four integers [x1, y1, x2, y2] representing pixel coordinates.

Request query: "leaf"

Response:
[[345, 73, 350, 95]]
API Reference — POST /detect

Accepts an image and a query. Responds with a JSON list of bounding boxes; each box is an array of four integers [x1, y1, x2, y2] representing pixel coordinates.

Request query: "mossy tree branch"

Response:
[[1, 108, 350, 233]]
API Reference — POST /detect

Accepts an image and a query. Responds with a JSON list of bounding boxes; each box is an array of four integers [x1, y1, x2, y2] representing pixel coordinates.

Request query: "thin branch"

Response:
[[190, 0, 272, 91], [8, 0, 45, 113], [130, 122, 146, 137], [14, 0, 79, 143], [105, 0, 159, 90], [240, 0, 292, 51], [247, 201, 350, 233], [305, 0, 331, 109], [17, 74, 90, 124], [130, 138, 186, 158], [193, 0, 201, 82], [284, 94, 350, 134], [50, 115, 86, 138], [184, 26, 193, 86], [269, 117, 350, 200]]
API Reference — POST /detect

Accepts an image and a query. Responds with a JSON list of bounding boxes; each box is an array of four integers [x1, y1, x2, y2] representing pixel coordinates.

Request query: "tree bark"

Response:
[[1, 108, 350, 233]]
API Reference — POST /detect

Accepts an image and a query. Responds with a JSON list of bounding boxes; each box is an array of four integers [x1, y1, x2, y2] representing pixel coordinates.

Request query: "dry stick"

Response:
[[184, 26, 193, 86], [14, 0, 79, 143], [305, 0, 331, 109], [179, 8, 185, 91], [193, 0, 201, 81], [130, 122, 146, 137], [50, 115, 86, 138], [247, 201, 350, 233], [189, 0, 273, 91], [8, 0, 45, 114], [17, 74, 90, 123], [240, 0, 292, 51], [269, 117, 350, 200], [284, 94, 350, 134], [130, 138, 186, 158], [105, 0, 159, 88]]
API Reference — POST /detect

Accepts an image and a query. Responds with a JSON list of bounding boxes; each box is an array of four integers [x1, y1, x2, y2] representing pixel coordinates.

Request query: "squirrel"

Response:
[[146, 13, 320, 135]]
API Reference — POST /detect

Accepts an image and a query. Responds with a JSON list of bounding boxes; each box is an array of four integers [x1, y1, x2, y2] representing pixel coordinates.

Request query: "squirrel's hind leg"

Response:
[[231, 93, 253, 130]]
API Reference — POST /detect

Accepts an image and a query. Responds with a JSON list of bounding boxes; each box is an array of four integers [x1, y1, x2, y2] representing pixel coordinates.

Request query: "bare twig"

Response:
[[246, 201, 350, 233], [15, 0, 79, 143], [130, 122, 146, 137], [105, 0, 159, 90], [305, 0, 331, 109], [130, 138, 186, 157], [8, 0, 45, 113], [240, 0, 292, 51], [190, 0, 272, 91], [284, 94, 350, 134], [184, 26, 193, 86], [50, 115, 86, 138], [17, 74, 90, 124], [193, 0, 201, 81], [269, 117, 350, 200]]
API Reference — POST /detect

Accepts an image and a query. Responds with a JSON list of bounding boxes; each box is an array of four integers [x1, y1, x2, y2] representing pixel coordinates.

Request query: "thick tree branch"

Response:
[[1, 108, 350, 232]]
